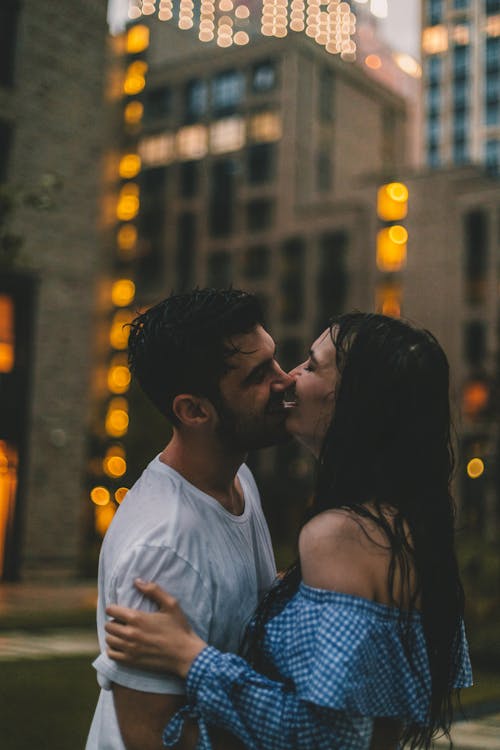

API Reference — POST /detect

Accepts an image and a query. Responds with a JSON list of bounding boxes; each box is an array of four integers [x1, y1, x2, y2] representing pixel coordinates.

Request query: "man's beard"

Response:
[[214, 396, 292, 451]]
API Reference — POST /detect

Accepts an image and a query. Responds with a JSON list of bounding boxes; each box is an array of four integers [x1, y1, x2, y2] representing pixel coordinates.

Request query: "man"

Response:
[[86, 288, 294, 750]]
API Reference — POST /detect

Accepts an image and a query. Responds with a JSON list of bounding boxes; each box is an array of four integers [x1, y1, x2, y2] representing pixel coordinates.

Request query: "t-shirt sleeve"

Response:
[[93, 543, 213, 695]]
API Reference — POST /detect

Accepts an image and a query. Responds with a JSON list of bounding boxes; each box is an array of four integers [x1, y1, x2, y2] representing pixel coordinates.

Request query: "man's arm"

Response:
[[113, 684, 198, 750]]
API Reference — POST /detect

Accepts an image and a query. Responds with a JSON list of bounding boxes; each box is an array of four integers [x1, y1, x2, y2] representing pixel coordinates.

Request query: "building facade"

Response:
[[0, 0, 108, 580], [422, 0, 500, 173]]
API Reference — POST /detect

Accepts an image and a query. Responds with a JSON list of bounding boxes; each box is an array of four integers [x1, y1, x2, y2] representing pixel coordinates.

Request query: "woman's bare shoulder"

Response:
[[299, 509, 391, 598]]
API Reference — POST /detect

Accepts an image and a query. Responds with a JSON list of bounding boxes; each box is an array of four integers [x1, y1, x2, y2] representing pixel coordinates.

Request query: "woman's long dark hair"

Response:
[[244, 313, 465, 749]]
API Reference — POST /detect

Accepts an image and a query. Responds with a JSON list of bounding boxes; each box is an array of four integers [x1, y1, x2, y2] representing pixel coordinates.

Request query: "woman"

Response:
[[105, 313, 472, 750]]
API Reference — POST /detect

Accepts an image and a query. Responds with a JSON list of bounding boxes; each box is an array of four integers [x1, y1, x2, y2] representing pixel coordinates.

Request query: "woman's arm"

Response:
[[105, 582, 370, 750]]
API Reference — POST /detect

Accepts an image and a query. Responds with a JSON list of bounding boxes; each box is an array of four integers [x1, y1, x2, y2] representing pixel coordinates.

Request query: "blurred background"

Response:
[[1, 0, 500, 747]]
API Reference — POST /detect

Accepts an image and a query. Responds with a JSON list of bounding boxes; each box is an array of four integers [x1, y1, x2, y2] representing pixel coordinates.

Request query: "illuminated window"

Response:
[[377, 183, 409, 222], [177, 125, 208, 160], [0, 441, 17, 578], [376, 226, 408, 272], [110, 310, 134, 350], [124, 100, 144, 125], [119, 153, 141, 179], [486, 14, 500, 36], [248, 112, 282, 143], [126, 24, 150, 53], [138, 133, 175, 167], [393, 53, 422, 78], [453, 24, 470, 46], [0, 294, 14, 373], [210, 117, 245, 154], [462, 380, 489, 417], [422, 25, 448, 55], [376, 282, 402, 317]]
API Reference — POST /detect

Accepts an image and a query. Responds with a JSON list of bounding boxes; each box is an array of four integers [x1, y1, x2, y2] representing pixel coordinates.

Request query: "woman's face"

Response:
[[286, 329, 338, 457]]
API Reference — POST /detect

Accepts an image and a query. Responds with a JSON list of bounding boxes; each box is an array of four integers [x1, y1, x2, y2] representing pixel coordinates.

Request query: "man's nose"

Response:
[[271, 365, 295, 391]]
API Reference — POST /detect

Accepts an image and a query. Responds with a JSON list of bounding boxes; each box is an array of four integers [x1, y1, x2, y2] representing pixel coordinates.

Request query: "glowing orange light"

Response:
[[112, 279, 136, 307], [95, 503, 116, 536], [119, 154, 141, 179], [376, 227, 407, 272], [462, 381, 489, 416], [0, 295, 15, 374], [126, 24, 150, 54], [377, 182, 409, 221], [365, 54, 382, 70], [117, 224, 138, 256], [124, 101, 144, 125], [115, 487, 129, 504], [467, 458, 484, 479], [110, 310, 134, 350], [103, 455, 127, 479], [105, 399, 130, 438], [90, 486, 111, 506], [108, 364, 131, 394]]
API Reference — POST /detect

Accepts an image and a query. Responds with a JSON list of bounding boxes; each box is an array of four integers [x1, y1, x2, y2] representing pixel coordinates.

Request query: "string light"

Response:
[[127, 0, 358, 55]]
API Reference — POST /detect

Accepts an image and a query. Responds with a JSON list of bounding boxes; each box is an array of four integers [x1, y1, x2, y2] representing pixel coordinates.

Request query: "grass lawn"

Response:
[[0, 657, 499, 750], [0, 656, 99, 750]]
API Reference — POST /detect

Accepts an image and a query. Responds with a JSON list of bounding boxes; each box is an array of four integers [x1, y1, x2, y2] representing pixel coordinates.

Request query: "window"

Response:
[[179, 161, 199, 198], [247, 143, 276, 184], [317, 232, 348, 327], [453, 79, 468, 109], [453, 138, 468, 164], [317, 151, 332, 192], [427, 114, 441, 144], [428, 0, 443, 25], [210, 160, 236, 237], [0, 121, 12, 182], [281, 238, 305, 324], [184, 79, 208, 123], [143, 87, 171, 120], [319, 69, 334, 122], [210, 117, 245, 154], [464, 322, 486, 367], [426, 56, 442, 86], [428, 143, 440, 167], [140, 167, 168, 210], [0, 0, 19, 88], [453, 45, 469, 78], [464, 210, 488, 305], [246, 199, 274, 232], [486, 39, 500, 73], [252, 61, 277, 93], [486, 139, 500, 175], [213, 70, 245, 114], [454, 109, 468, 138], [487, 0, 500, 14], [242, 245, 270, 279], [176, 212, 196, 291], [207, 251, 232, 287], [453, 0, 468, 8], [137, 206, 165, 281], [279, 338, 302, 371], [427, 86, 441, 116]]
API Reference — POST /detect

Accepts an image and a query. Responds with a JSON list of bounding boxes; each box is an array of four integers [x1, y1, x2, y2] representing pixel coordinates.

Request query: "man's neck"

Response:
[[159, 432, 246, 515]]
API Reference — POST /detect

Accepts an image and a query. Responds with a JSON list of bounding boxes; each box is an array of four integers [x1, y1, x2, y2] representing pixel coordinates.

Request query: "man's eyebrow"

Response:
[[242, 346, 277, 383]]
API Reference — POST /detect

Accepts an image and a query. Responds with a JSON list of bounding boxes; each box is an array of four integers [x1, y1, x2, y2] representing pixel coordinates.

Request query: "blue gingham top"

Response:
[[163, 583, 473, 749]]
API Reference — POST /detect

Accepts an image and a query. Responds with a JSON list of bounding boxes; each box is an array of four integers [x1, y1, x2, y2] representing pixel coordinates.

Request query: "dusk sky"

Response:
[[108, 0, 422, 57]]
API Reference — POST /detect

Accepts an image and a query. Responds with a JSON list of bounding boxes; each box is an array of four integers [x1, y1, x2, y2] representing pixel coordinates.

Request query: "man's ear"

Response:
[[172, 394, 214, 427]]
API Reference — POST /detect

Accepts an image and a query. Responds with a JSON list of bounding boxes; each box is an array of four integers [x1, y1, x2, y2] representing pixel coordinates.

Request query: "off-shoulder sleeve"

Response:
[[162, 586, 473, 750]]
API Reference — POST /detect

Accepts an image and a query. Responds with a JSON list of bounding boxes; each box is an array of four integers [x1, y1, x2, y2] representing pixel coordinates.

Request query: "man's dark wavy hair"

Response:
[[127, 288, 264, 424], [245, 312, 465, 750]]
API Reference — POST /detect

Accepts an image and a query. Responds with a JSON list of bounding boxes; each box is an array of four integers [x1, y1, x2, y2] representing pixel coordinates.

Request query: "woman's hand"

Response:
[[105, 579, 206, 679]]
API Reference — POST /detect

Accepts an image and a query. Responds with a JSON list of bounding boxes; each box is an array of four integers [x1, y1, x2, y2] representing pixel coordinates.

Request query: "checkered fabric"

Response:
[[162, 584, 473, 750]]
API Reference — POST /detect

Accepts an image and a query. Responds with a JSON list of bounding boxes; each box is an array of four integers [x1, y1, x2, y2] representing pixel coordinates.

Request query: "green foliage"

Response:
[[0, 656, 98, 750]]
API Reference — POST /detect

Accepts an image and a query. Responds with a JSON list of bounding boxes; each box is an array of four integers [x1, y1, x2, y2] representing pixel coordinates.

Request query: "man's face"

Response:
[[214, 325, 295, 450]]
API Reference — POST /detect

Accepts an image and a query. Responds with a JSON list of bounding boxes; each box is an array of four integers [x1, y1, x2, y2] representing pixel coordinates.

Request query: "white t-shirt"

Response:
[[86, 456, 276, 749]]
